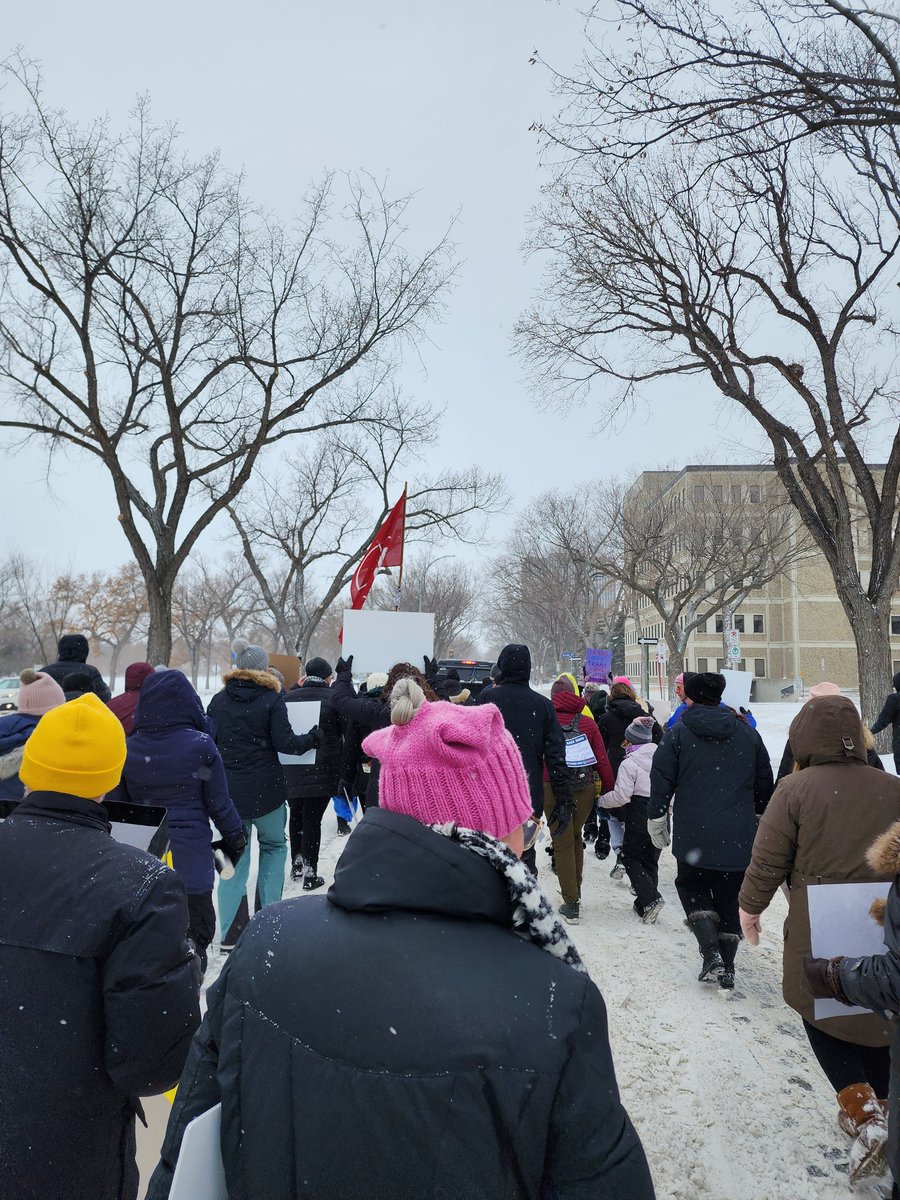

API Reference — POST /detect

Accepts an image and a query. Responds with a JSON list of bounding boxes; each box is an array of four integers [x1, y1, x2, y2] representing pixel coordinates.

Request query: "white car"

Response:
[[0, 675, 19, 710]]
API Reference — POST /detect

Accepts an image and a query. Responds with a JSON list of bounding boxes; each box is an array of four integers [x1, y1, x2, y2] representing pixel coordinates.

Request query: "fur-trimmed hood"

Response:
[[868, 820, 900, 879], [222, 668, 281, 693]]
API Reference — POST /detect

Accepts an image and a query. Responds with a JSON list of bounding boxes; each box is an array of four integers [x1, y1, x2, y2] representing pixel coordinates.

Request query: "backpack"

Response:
[[561, 715, 597, 789]]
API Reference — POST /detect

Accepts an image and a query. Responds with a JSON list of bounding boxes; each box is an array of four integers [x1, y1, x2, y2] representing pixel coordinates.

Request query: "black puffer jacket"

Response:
[[475, 644, 571, 818], [0, 791, 200, 1200], [283, 679, 343, 800], [649, 704, 774, 872], [40, 633, 111, 702], [330, 668, 390, 804], [147, 808, 654, 1200], [871, 673, 900, 757], [597, 697, 662, 777], [207, 669, 319, 821]]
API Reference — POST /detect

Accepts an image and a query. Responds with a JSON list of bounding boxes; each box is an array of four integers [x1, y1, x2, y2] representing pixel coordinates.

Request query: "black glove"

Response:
[[308, 725, 323, 747], [548, 801, 572, 838], [335, 655, 354, 675], [213, 829, 247, 867]]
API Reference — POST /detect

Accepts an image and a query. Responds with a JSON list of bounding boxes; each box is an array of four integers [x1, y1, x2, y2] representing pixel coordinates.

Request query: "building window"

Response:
[[716, 658, 725, 672], [892, 616, 900, 636], [694, 484, 705, 503], [754, 658, 766, 677], [731, 484, 741, 503], [748, 485, 761, 503], [753, 614, 764, 634], [712, 485, 723, 502], [715, 615, 724, 633], [734, 614, 745, 633], [696, 657, 708, 673]]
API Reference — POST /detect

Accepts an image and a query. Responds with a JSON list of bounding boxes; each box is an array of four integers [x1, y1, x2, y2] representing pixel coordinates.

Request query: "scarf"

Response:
[[429, 822, 588, 975]]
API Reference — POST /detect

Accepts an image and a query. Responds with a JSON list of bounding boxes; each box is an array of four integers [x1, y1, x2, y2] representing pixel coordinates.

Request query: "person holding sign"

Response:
[[739, 694, 900, 1182], [546, 678, 614, 924]]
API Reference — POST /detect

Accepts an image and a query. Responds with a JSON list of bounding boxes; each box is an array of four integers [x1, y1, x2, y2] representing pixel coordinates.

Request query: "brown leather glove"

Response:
[[803, 954, 850, 1004]]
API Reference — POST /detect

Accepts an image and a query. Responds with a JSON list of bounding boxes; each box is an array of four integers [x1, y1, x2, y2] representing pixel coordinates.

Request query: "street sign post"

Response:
[[636, 637, 658, 696]]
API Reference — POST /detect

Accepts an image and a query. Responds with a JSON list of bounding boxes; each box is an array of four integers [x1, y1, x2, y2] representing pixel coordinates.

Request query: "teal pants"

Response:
[[217, 805, 287, 939]]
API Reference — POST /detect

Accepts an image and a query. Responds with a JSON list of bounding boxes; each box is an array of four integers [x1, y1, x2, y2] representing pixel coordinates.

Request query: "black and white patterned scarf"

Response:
[[429, 822, 588, 975]]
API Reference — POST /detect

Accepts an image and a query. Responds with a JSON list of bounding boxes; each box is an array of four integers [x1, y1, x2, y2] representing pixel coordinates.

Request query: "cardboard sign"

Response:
[[342, 610, 435, 676], [720, 669, 753, 712], [168, 1103, 227, 1200], [584, 647, 612, 683], [808, 882, 891, 1020], [269, 653, 302, 688], [278, 701, 320, 765]]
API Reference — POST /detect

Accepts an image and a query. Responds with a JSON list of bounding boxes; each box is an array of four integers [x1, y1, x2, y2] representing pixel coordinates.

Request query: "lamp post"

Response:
[[417, 555, 453, 611]]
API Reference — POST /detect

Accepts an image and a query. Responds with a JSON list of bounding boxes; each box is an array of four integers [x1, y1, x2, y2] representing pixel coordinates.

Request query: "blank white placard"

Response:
[[278, 700, 320, 765], [807, 881, 890, 1020], [168, 1103, 227, 1200], [720, 669, 753, 712], [342, 610, 435, 676]]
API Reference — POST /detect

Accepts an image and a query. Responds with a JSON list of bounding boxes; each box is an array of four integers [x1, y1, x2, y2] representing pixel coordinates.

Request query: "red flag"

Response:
[[349, 489, 407, 611]]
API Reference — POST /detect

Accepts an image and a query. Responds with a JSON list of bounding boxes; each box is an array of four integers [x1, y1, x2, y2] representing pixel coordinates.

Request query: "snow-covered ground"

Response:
[[165, 699, 897, 1199]]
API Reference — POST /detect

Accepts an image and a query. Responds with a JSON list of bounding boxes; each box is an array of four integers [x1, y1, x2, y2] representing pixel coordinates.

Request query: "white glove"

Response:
[[740, 908, 762, 946], [647, 816, 670, 849]]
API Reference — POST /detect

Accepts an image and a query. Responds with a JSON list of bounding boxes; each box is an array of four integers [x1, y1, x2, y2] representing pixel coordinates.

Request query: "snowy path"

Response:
[[197, 699, 897, 1199]]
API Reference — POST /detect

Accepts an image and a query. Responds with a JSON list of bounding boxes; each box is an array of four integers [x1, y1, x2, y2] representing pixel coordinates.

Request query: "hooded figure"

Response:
[[147, 682, 654, 1200], [112, 671, 246, 973], [107, 662, 155, 735], [740, 695, 900, 1183], [871, 670, 900, 773], [476, 644, 572, 864], [39, 633, 111, 702]]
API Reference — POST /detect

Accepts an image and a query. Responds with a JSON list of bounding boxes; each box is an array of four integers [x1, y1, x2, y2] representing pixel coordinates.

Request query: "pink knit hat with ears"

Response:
[[362, 700, 534, 840], [16, 669, 66, 717]]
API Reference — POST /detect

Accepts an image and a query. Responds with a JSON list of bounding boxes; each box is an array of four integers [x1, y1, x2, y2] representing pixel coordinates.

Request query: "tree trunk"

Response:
[[145, 576, 174, 666], [846, 597, 894, 736], [108, 643, 122, 693], [190, 646, 201, 691], [665, 643, 685, 707]]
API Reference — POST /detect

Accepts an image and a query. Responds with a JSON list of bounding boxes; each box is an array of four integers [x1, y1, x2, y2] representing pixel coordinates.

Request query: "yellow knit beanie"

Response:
[[20, 693, 127, 799]]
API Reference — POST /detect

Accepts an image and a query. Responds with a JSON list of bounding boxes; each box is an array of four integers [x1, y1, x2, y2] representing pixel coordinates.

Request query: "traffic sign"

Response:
[[636, 637, 659, 645]]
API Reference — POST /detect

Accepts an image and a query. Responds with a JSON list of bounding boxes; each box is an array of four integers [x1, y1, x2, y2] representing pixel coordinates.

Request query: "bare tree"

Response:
[[536, 473, 811, 697], [228, 399, 507, 656], [372, 552, 480, 658], [2, 554, 82, 665], [171, 563, 224, 688], [0, 61, 454, 662], [79, 562, 148, 690], [520, 3, 900, 722]]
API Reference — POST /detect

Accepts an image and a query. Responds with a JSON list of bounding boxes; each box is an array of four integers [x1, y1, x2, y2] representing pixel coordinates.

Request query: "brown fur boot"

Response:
[[836, 1084, 888, 1181]]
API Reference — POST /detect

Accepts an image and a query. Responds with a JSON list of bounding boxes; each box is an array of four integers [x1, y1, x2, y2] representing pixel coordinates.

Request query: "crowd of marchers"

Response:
[[1, 633, 900, 1200]]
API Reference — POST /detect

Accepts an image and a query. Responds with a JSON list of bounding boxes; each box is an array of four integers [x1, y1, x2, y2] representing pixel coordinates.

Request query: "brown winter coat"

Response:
[[739, 696, 900, 1045]]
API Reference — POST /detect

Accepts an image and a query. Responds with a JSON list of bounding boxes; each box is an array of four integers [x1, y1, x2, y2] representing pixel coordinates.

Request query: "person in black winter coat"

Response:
[[0, 694, 200, 1200], [648, 671, 774, 988], [597, 681, 662, 777], [476, 644, 573, 865], [871, 671, 900, 774], [284, 656, 343, 891], [40, 632, 111, 702], [147, 683, 654, 1200], [207, 642, 321, 947]]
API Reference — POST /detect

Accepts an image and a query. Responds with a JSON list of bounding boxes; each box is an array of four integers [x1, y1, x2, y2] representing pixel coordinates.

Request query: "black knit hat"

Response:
[[305, 656, 333, 680], [684, 671, 727, 706]]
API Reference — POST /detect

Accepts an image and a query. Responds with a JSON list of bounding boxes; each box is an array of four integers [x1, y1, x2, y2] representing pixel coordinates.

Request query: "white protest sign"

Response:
[[169, 1103, 227, 1200], [564, 732, 597, 769], [278, 700, 320, 765], [720, 669, 753, 712], [808, 882, 890, 1020], [342, 610, 435, 676]]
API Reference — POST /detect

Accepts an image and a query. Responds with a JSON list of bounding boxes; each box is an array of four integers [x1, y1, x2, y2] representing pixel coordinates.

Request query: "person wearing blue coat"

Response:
[[112, 670, 246, 973]]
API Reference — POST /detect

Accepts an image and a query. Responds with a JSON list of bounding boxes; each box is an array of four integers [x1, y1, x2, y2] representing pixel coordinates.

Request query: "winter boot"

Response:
[[290, 854, 306, 882], [303, 868, 326, 892], [688, 911, 725, 982], [718, 933, 739, 990], [836, 1084, 889, 1181], [559, 900, 580, 925], [337, 817, 352, 836], [641, 897, 665, 925], [583, 814, 598, 843], [609, 853, 626, 881], [595, 825, 611, 861]]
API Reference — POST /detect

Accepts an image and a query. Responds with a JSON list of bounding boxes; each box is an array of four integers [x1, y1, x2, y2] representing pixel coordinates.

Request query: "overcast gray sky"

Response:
[[2, 0, 758, 572]]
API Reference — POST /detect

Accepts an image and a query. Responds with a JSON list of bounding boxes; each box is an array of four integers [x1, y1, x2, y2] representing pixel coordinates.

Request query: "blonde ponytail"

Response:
[[390, 676, 426, 726]]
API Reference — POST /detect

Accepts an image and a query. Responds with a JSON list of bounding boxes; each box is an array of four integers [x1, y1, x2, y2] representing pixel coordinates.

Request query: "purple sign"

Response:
[[585, 647, 612, 683]]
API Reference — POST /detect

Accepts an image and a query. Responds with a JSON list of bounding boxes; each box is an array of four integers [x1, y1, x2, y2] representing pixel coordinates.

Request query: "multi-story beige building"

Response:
[[622, 465, 900, 694]]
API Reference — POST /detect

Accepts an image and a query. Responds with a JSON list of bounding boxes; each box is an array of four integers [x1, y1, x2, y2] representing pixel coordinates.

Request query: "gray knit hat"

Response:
[[624, 716, 655, 744], [232, 638, 269, 672]]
